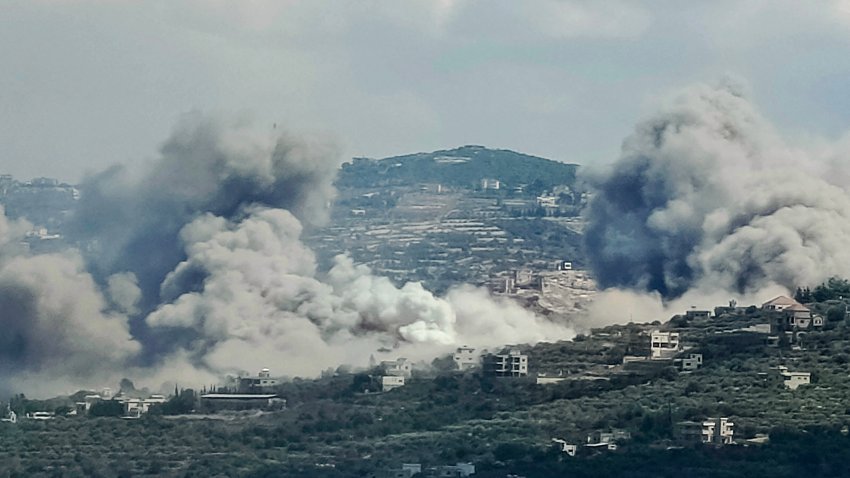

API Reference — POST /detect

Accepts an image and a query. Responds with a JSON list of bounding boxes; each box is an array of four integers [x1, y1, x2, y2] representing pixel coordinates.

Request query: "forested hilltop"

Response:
[[337, 145, 579, 191]]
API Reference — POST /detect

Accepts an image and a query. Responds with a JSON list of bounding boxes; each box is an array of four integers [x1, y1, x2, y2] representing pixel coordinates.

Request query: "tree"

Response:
[[89, 400, 124, 417], [827, 306, 846, 323]]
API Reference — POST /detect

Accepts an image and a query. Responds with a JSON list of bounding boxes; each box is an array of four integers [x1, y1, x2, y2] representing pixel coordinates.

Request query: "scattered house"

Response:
[[481, 178, 501, 190], [776, 366, 811, 390], [677, 417, 734, 445], [676, 353, 703, 371], [785, 303, 813, 329], [238, 368, 280, 393], [762, 295, 799, 312], [121, 394, 167, 418], [554, 260, 573, 271], [551, 438, 577, 456], [381, 375, 405, 392], [714, 300, 743, 317], [587, 430, 631, 447], [381, 358, 413, 378], [685, 309, 711, 320], [482, 349, 528, 377], [453, 346, 478, 371], [650, 331, 681, 360]]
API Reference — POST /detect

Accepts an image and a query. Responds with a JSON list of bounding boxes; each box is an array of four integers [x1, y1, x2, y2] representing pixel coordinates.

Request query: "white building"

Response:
[[650, 331, 681, 360], [381, 358, 412, 378], [678, 417, 734, 445], [238, 368, 280, 392], [481, 178, 501, 190], [452, 346, 478, 371], [122, 395, 167, 417], [552, 438, 577, 456], [381, 375, 405, 392], [483, 349, 528, 377], [777, 366, 811, 390]]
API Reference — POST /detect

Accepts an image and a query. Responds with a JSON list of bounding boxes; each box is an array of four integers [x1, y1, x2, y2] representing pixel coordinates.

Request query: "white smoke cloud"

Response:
[[0, 209, 141, 395], [584, 80, 850, 302], [144, 206, 574, 381]]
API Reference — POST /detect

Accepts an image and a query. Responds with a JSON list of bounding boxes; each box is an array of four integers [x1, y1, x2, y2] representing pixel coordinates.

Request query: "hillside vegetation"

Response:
[[337, 145, 578, 190]]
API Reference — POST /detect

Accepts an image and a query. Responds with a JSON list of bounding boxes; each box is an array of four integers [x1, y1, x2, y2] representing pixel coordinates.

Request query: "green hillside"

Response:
[[337, 145, 578, 190]]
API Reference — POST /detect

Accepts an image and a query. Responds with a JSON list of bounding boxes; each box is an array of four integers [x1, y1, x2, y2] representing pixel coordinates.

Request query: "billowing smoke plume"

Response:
[[585, 81, 850, 299], [1, 114, 572, 396], [68, 113, 341, 306], [145, 205, 572, 378], [0, 208, 140, 396]]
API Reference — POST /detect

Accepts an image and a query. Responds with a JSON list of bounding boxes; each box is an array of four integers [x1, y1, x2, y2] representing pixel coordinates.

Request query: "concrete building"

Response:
[[784, 303, 813, 329], [685, 309, 711, 320], [587, 430, 631, 449], [482, 349, 528, 377], [677, 353, 703, 371], [552, 438, 577, 456], [381, 358, 413, 378], [452, 346, 478, 371], [122, 395, 167, 417], [238, 368, 280, 393], [777, 366, 811, 390], [762, 295, 800, 312], [381, 375, 405, 392], [650, 331, 681, 360], [678, 417, 734, 445]]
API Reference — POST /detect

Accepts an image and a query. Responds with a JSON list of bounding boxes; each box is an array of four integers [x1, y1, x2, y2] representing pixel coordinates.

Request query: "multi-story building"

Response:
[[650, 331, 680, 360], [238, 368, 280, 393], [381, 358, 412, 378], [482, 349, 528, 377], [452, 346, 478, 371], [678, 417, 734, 445]]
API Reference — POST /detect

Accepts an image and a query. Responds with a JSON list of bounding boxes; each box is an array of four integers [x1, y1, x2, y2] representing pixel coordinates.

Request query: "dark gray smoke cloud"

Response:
[[584, 81, 850, 298], [0, 208, 140, 395], [69, 113, 341, 306], [1, 114, 572, 396]]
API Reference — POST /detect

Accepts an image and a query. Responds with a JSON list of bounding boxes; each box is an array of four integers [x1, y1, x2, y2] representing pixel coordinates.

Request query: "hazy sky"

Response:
[[3, 0, 850, 182]]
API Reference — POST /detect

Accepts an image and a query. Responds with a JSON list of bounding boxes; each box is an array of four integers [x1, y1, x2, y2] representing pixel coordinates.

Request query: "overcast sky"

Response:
[[3, 0, 850, 182]]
